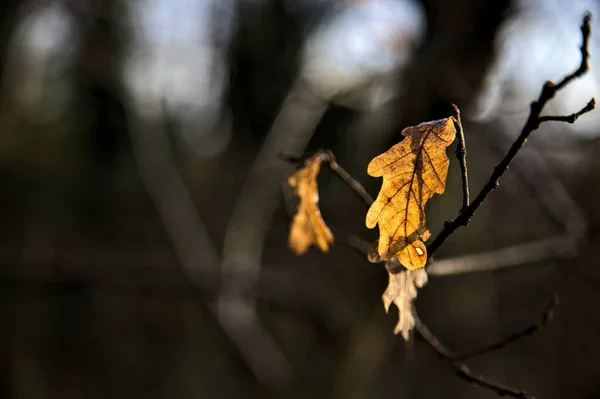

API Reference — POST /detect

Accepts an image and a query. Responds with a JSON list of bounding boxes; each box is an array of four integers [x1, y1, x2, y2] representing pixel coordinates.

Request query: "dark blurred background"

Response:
[[1, 0, 600, 398]]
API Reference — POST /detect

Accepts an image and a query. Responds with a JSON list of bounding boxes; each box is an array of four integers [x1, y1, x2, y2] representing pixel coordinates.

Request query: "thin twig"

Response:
[[454, 364, 533, 399], [280, 149, 375, 206], [412, 311, 455, 359], [413, 308, 536, 399], [427, 13, 595, 259], [538, 98, 596, 123], [323, 150, 375, 205], [454, 293, 559, 360], [554, 13, 591, 91], [451, 103, 469, 212]]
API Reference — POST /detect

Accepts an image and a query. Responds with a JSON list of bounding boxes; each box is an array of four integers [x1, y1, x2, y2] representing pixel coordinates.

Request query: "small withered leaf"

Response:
[[366, 117, 456, 269], [382, 262, 428, 340], [288, 153, 334, 255]]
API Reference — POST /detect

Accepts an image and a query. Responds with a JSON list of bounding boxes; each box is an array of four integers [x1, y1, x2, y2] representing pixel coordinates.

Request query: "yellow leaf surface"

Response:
[[288, 153, 334, 254], [382, 263, 428, 340], [366, 118, 456, 269]]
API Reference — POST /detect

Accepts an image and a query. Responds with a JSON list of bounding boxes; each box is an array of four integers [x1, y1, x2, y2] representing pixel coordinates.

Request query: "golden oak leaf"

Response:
[[288, 153, 334, 255], [365, 118, 456, 269], [382, 262, 428, 340]]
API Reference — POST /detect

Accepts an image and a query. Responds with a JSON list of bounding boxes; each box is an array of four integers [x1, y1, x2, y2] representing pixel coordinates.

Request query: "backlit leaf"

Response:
[[366, 117, 456, 269]]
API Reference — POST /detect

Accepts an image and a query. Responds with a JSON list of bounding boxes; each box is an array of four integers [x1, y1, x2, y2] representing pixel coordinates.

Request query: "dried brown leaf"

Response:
[[365, 118, 456, 269], [382, 262, 428, 340], [288, 153, 334, 254]]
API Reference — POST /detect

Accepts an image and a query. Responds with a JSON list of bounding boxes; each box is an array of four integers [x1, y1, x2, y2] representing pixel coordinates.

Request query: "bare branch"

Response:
[[427, 13, 596, 259], [451, 103, 470, 213], [539, 98, 596, 123], [413, 307, 538, 399], [454, 364, 534, 399], [454, 293, 559, 360]]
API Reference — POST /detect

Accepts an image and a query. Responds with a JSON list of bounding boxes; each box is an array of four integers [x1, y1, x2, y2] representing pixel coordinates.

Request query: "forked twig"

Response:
[[414, 293, 558, 398], [427, 13, 595, 258], [413, 318, 534, 398], [453, 293, 559, 361], [412, 299, 559, 399]]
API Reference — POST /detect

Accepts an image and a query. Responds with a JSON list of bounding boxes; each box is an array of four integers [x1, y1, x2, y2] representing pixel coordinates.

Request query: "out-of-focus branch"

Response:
[[412, 301, 558, 399], [429, 127, 587, 276], [453, 293, 559, 361], [126, 97, 292, 389], [0, 247, 356, 333], [427, 236, 576, 276], [220, 80, 327, 299], [427, 13, 595, 258], [217, 79, 329, 387], [127, 110, 219, 286]]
